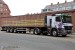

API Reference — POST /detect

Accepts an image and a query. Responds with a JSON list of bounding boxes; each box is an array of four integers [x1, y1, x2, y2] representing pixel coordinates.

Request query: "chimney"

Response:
[[51, 3, 53, 6], [57, 2, 59, 4], [65, 0, 67, 3]]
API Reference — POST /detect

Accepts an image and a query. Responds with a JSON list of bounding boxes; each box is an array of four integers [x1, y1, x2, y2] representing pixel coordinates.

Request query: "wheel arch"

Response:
[[51, 28, 58, 33]]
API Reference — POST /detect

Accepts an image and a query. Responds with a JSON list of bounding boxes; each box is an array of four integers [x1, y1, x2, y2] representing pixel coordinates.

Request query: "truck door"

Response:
[[50, 19, 52, 28], [45, 16, 47, 27]]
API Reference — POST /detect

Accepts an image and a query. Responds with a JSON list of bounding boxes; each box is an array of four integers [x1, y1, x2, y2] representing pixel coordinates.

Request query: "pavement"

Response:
[[0, 31, 75, 50], [68, 33, 75, 38]]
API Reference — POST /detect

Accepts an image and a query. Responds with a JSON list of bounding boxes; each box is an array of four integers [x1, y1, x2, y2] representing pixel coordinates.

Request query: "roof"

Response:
[[44, 1, 75, 9], [0, 0, 6, 4], [45, 9, 75, 15]]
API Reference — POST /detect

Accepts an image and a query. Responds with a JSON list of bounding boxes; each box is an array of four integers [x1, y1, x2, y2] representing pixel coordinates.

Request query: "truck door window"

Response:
[[56, 17, 61, 22]]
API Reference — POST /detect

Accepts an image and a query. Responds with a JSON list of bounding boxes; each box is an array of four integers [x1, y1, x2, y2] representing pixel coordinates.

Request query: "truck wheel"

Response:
[[6, 29, 10, 33], [33, 28, 41, 35], [62, 35, 67, 37], [52, 29, 58, 37], [14, 29, 17, 33], [10, 29, 14, 33]]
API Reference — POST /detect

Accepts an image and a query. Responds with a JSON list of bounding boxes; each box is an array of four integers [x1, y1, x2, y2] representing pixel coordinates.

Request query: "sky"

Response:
[[3, 0, 73, 16]]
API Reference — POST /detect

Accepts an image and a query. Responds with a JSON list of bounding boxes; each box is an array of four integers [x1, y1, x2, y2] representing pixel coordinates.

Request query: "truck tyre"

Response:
[[6, 29, 10, 33], [33, 28, 41, 35], [14, 29, 17, 33], [52, 29, 58, 37], [62, 35, 67, 37], [10, 29, 14, 33]]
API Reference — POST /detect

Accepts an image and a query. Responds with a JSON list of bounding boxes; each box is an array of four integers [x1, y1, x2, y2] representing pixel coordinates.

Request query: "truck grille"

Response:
[[64, 26, 72, 30]]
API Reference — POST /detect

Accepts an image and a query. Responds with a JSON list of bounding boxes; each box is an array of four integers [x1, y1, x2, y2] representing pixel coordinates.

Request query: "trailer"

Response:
[[1, 14, 73, 37]]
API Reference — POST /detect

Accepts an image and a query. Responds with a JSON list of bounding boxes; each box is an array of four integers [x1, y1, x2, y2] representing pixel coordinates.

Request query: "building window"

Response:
[[4, 9, 7, 11], [42, 9, 47, 12], [48, 9, 53, 11], [62, 7, 65, 10], [58, 7, 65, 11], [65, 6, 71, 10], [53, 8, 58, 11], [1, 13, 3, 15], [73, 6, 75, 9], [5, 9, 7, 11], [58, 7, 62, 11]]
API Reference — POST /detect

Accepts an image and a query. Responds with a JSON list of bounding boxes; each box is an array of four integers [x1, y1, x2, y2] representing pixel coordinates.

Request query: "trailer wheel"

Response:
[[10, 29, 14, 33], [6, 29, 10, 33], [14, 29, 17, 33], [52, 29, 58, 37], [33, 28, 41, 35]]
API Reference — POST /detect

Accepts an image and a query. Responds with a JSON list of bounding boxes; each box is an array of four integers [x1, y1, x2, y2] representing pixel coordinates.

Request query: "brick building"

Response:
[[0, 0, 10, 27], [0, 0, 10, 17]]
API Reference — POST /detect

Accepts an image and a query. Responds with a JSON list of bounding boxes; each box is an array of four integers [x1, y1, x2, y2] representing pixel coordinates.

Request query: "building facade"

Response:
[[42, 0, 75, 13], [0, 0, 10, 17]]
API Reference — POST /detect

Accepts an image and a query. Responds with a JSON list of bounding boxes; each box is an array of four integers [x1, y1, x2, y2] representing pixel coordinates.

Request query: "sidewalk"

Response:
[[68, 33, 75, 38]]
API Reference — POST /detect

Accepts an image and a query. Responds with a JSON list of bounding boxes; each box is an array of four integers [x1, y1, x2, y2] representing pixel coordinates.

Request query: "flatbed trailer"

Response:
[[1, 14, 73, 37]]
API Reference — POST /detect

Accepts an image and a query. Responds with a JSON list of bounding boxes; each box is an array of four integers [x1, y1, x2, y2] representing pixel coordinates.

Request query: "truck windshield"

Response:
[[62, 16, 72, 23]]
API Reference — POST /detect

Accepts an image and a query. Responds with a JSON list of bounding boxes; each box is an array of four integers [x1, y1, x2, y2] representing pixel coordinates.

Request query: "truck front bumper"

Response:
[[58, 28, 72, 35]]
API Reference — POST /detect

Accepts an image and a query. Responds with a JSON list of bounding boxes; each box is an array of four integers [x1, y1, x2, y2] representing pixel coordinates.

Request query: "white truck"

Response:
[[1, 14, 73, 37], [46, 14, 73, 37]]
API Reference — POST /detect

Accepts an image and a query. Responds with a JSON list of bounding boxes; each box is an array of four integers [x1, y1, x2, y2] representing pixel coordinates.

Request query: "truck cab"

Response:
[[47, 14, 73, 37]]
